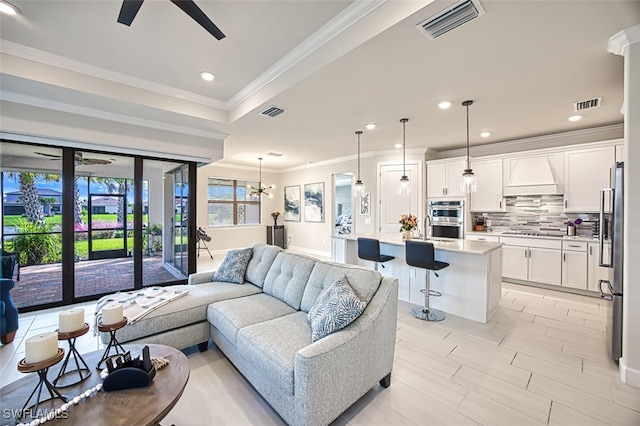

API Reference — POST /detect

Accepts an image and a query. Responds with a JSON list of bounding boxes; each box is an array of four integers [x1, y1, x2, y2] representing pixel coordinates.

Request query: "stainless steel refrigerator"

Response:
[[599, 162, 624, 362]]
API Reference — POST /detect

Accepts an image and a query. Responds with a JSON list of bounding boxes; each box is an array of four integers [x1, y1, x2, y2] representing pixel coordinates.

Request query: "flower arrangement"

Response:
[[399, 214, 418, 232], [565, 218, 582, 226], [271, 211, 281, 219]]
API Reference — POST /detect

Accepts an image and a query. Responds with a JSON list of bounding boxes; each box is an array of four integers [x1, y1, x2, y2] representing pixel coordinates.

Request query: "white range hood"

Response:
[[504, 153, 564, 196]]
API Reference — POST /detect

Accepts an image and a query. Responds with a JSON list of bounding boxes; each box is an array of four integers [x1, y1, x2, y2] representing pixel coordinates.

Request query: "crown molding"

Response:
[[608, 24, 640, 56], [226, 0, 387, 111], [1, 90, 230, 141], [432, 124, 624, 159], [0, 40, 228, 110]]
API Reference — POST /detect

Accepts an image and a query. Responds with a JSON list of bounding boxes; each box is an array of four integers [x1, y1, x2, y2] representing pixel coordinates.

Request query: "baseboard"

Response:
[[286, 245, 332, 260], [619, 357, 640, 389]]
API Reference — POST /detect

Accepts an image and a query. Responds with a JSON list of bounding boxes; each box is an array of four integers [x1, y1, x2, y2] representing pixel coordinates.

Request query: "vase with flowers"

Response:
[[271, 211, 281, 227], [399, 214, 418, 240]]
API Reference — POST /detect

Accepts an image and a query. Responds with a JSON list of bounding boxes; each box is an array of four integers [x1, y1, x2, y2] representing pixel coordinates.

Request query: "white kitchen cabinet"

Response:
[[500, 236, 562, 286], [564, 146, 615, 212], [469, 158, 504, 212], [502, 245, 529, 281], [588, 241, 612, 292], [466, 233, 500, 242], [616, 144, 625, 163], [561, 241, 588, 289], [427, 159, 465, 198]]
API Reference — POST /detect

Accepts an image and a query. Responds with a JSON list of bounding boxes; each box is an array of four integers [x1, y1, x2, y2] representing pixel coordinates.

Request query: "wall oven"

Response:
[[428, 200, 464, 239]]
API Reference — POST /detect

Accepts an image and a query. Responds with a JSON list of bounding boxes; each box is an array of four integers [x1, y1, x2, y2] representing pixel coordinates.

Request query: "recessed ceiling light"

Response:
[[200, 71, 215, 82], [0, 0, 20, 15], [365, 123, 376, 130], [394, 144, 402, 149], [568, 115, 582, 122], [480, 131, 491, 138], [437, 101, 452, 109]]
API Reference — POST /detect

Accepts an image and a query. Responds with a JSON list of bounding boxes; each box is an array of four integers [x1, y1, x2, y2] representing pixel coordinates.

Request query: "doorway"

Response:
[[333, 173, 354, 235]]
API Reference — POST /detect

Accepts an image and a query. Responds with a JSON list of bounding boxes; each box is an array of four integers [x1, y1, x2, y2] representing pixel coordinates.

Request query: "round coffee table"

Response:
[[0, 344, 189, 425]]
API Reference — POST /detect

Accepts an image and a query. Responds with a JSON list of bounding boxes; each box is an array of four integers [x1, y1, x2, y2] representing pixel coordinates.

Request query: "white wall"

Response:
[[195, 163, 281, 251]]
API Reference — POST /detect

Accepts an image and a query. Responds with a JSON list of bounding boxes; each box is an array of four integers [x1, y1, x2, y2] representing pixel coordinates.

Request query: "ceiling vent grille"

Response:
[[417, 0, 485, 40], [267, 152, 283, 157], [574, 97, 602, 112], [260, 106, 287, 118]]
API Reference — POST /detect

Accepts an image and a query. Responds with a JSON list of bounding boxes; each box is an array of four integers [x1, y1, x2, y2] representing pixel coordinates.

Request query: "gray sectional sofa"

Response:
[[100, 243, 399, 426]]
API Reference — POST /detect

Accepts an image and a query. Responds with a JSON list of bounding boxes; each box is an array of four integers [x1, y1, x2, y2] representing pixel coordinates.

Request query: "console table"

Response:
[[267, 225, 285, 249]]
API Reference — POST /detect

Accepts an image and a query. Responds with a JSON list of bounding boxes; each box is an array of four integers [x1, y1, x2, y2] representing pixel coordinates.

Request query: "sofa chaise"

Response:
[[99, 243, 399, 426]]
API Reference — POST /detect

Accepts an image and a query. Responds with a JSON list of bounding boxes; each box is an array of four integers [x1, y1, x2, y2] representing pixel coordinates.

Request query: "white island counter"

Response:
[[332, 233, 503, 323]]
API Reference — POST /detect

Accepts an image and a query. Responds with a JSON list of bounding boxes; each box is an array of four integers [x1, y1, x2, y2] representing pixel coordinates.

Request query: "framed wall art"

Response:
[[284, 185, 301, 222], [360, 192, 371, 216], [304, 182, 324, 223]]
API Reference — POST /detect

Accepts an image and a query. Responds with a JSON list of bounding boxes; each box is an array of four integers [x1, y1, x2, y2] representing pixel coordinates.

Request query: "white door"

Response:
[[379, 163, 420, 233]]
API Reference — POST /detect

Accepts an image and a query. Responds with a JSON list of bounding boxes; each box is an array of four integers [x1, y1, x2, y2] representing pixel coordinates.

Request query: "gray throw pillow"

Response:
[[307, 276, 366, 342], [212, 247, 253, 284]]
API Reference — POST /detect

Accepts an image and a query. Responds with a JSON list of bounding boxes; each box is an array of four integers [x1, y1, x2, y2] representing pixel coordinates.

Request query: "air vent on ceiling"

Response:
[[260, 106, 287, 118], [267, 152, 283, 157], [417, 0, 485, 40], [574, 97, 602, 112]]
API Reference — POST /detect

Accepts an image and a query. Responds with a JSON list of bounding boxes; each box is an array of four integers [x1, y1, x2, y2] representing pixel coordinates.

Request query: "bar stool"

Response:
[[357, 238, 394, 271], [405, 240, 449, 321]]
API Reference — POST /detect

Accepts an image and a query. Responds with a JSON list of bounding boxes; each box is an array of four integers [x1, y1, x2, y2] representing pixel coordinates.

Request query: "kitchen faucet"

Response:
[[422, 214, 432, 239]]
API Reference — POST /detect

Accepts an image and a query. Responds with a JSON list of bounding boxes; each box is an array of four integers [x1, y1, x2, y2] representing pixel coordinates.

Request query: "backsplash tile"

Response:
[[474, 195, 604, 237]]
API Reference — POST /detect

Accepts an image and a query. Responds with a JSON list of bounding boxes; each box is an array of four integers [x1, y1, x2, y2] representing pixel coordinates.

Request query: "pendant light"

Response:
[[353, 130, 365, 196], [398, 118, 410, 195], [248, 157, 275, 198], [460, 100, 477, 193]]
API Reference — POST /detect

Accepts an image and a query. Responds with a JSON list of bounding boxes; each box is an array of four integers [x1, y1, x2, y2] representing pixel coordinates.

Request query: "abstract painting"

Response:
[[284, 185, 301, 222], [304, 182, 324, 223]]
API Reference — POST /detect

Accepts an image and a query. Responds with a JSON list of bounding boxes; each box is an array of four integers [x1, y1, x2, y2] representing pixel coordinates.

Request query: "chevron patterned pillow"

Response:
[[307, 276, 366, 342]]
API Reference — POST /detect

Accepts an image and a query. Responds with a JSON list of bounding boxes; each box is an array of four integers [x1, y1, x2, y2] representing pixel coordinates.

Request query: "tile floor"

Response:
[[2, 252, 640, 425]]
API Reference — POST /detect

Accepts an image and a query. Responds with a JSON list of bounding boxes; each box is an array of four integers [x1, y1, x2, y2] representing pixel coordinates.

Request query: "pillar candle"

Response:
[[101, 304, 123, 325], [58, 308, 85, 333], [25, 332, 59, 364]]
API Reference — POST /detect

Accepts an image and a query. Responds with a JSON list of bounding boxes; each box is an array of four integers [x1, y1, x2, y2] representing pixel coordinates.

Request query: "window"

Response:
[[208, 178, 260, 226]]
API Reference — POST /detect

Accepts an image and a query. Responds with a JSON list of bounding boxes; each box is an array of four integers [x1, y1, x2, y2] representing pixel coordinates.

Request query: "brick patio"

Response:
[[10, 257, 184, 309]]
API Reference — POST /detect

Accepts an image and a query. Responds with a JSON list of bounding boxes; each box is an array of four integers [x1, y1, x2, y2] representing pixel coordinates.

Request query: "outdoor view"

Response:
[[207, 178, 260, 226], [1, 143, 192, 310]]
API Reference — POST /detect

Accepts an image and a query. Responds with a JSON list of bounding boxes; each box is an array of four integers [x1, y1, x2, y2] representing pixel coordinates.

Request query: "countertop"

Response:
[[332, 233, 502, 255], [466, 231, 600, 242]]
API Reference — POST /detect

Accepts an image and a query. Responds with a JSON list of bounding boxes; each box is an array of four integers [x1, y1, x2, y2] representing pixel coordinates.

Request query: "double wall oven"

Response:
[[428, 200, 464, 239]]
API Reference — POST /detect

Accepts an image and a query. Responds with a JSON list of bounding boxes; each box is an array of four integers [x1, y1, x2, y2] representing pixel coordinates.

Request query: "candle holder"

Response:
[[96, 317, 128, 370], [17, 348, 67, 418], [54, 323, 92, 387]]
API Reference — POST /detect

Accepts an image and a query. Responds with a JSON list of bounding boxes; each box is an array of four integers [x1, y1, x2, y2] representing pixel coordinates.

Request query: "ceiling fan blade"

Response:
[[35, 152, 62, 159], [117, 0, 145, 26], [170, 0, 226, 40]]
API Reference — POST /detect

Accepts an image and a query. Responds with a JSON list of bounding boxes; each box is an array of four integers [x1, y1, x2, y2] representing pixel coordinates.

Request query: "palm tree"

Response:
[[74, 177, 84, 225], [6, 172, 59, 226]]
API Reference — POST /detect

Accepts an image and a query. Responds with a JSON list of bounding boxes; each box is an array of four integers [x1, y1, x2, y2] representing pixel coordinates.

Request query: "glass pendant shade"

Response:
[[398, 175, 410, 196], [461, 100, 477, 193], [460, 169, 477, 193], [398, 118, 410, 195]]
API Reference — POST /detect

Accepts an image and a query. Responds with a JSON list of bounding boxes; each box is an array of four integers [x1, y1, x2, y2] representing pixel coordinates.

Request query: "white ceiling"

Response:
[[1, 0, 639, 170]]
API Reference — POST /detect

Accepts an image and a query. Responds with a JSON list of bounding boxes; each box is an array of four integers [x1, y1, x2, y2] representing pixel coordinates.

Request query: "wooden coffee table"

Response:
[[0, 344, 189, 425]]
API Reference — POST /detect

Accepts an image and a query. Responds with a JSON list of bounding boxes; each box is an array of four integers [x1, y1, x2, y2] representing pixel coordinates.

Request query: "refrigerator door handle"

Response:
[[600, 188, 613, 267], [599, 279, 614, 301]]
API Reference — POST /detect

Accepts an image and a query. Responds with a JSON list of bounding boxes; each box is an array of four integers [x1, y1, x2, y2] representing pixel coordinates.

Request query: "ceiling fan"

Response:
[[35, 152, 112, 166], [117, 0, 226, 40]]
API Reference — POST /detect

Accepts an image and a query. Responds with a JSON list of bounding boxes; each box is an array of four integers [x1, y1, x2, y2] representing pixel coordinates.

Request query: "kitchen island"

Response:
[[332, 234, 503, 323]]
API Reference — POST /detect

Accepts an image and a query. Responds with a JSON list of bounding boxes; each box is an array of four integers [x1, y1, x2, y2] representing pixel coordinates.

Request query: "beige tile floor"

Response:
[[2, 251, 640, 425]]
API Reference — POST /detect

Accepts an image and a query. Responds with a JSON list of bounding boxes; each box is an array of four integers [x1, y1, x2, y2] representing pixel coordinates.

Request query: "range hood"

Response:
[[505, 154, 563, 196]]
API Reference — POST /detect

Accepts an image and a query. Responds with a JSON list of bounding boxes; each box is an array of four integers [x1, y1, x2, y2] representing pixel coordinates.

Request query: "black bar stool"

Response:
[[357, 238, 394, 271], [405, 240, 449, 321]]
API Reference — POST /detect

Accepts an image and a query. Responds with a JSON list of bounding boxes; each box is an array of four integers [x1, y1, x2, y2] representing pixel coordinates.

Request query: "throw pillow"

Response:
[[307, 276, 366, 342], [212, 247, 253, 284]]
